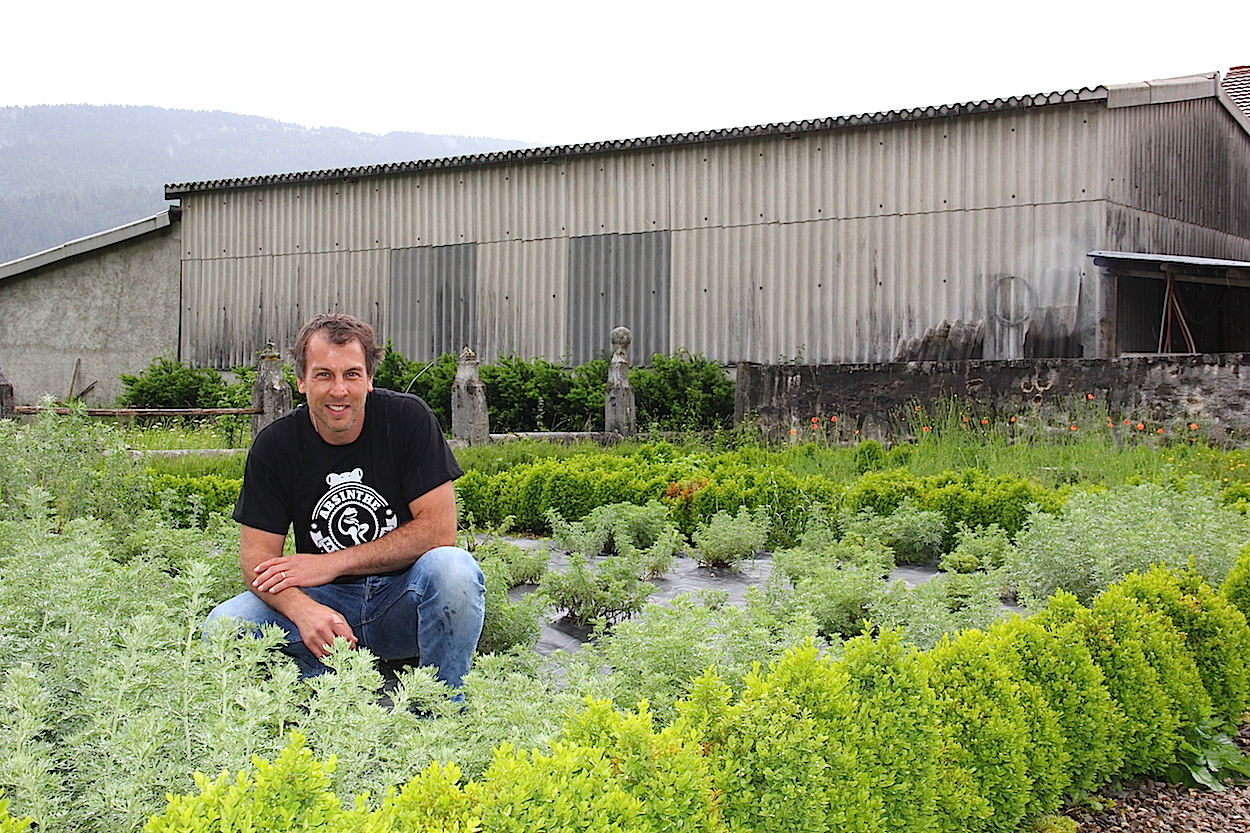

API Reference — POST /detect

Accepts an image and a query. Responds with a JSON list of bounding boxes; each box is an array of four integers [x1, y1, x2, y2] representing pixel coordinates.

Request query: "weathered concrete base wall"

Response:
[[0, 228, 181, 406], [735, 354, 1250, 441]]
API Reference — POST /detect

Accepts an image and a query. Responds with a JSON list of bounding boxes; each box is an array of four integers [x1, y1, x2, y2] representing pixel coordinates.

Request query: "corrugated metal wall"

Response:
[[176, 94, 1250, 369], [567, 231, 670, 364], [1107, 98, 1250, 245]]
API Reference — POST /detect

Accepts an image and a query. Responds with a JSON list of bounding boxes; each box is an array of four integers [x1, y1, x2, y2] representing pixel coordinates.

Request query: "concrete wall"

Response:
[[736, 354, 1250, 440], [0, 226, 181, 405]]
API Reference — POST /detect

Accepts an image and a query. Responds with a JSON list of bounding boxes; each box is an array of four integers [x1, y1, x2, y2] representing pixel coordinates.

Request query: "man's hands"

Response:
[[290, 598, 358, 660], [252, 553, 343, 594]]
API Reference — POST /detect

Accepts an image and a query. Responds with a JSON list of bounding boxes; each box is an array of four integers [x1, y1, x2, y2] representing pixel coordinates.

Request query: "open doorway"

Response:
[[1091, 252, 1250, 356]]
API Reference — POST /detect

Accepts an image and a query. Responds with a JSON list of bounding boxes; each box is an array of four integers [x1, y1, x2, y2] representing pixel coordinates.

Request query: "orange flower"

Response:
[[1070, 425, 1078, 431], [922, 426, 931, 432], [1189, 423, 1199, 430], [1156, 428, 1164, 435], [962, 416, 969, 423], [1136, 423, 1145, 431], [811, 416, 819, 424], [981, 418, 989, 425], [830, 416, 838, 423], [1087, 393, 1095, 400], [1009, 416, 1016, 423], [790, 428, 797, 435], [1124, 419, 1131, 425]]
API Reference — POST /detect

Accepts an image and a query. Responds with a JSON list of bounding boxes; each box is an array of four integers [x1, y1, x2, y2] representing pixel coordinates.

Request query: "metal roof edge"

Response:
[[1089, 250, 1250, 269], [0, 206, 180, 283], [164, 86, 1109, 198], [1106, 72, 1219, 109]]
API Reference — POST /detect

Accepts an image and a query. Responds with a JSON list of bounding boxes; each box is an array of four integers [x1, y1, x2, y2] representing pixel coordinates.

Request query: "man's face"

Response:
[[297, 333, 373, 445]]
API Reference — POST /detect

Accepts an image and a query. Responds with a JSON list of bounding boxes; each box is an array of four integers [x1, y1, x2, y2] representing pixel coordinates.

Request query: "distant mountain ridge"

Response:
[[0, 104, 532, 263]]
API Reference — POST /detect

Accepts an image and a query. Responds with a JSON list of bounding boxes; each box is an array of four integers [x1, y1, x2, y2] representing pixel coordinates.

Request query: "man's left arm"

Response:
[[251, 480, 458, 594]]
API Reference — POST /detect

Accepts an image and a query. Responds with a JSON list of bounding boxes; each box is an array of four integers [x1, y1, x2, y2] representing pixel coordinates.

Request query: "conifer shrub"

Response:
[[629, 350, 734, 432], [373, 343, 457, 429], [1114, 566, 1250, 727], [480, 355, 574, 433]]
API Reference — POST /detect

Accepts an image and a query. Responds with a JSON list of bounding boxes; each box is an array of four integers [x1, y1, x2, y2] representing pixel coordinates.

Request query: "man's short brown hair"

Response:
[[292, 313, 385, 379]]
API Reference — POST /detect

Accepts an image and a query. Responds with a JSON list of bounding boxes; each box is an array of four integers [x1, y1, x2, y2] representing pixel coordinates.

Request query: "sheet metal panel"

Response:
[[664, 102, 1104, 234], [1107, 97, 1250, 244], [566, 231, 670, 364], [473, 162, 569, 243], [389, 244, 476, 360], [670, 199, 1104, 365], [476, 238, 568, 361], [564, 152, 670, 237], [181, 249, 387, 368]]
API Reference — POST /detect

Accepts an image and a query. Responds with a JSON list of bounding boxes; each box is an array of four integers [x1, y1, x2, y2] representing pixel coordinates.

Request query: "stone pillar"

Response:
[[452, 346, 490, 444], [252, 343, 292, 440], [0, 368, 13, 420], [605, 326, 636, 437]]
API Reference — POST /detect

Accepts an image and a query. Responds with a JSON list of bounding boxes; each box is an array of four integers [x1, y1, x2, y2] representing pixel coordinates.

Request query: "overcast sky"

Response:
[[6, 0, 1248, 147]]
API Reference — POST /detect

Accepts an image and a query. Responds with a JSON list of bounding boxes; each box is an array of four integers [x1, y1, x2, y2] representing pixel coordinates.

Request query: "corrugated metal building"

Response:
[[165, 70, 1250, 370]]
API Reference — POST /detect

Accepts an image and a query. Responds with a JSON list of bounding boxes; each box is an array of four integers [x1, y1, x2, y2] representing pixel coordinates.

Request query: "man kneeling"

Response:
[[206, 312, 484, 689]]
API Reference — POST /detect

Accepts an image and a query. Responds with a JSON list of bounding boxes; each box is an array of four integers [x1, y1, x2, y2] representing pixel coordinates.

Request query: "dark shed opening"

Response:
[[1091, 252, 1250, 356]]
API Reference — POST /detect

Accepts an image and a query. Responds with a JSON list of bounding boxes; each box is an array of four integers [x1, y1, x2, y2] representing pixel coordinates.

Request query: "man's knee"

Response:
[[415, 546, 485, 595]]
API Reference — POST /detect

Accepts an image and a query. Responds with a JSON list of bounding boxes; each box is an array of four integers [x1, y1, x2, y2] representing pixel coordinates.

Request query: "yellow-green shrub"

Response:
[[1036, 589, 1209, 777], [984, 616, 1125, 796], [1116, 566, 1250, 726], [143, 734, 343, 832], [1220, 541, 1250, 624], [923, 629, 1067, 833], [674, 645, 883, 833], [0, 795, 30, 833]]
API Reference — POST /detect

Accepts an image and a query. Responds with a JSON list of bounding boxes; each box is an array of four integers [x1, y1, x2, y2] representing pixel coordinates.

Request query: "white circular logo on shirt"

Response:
[[309, 468, 398, 552]]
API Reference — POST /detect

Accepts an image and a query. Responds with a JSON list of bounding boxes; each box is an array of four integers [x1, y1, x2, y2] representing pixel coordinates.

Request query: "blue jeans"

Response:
[[205, 546, 485, 686]]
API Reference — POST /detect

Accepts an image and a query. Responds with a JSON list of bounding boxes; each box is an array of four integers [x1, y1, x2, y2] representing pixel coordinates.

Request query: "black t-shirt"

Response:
[[232, 388, 463, 554]]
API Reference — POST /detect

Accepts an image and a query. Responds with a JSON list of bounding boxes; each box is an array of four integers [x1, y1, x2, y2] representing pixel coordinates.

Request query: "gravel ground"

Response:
[[1071, 725, 1250, 832]]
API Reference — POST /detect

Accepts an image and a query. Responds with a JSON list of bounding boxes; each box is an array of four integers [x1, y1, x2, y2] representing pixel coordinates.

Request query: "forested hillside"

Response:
[[0, 104, 530, 263]]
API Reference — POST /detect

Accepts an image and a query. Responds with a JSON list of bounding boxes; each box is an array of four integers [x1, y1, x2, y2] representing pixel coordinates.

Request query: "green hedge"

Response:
[[458, 451, 1056, 551], [140, 566, 1250, 833]]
